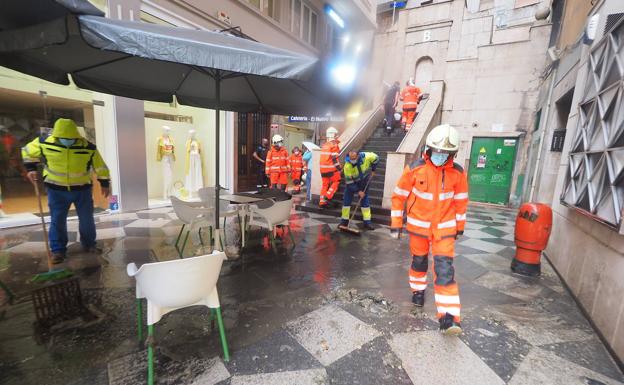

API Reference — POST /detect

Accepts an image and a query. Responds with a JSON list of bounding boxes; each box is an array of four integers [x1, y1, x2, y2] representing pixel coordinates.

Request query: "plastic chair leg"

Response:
[[136, 299, 143, 341], [147, 324, 155, 385], [174, 224, 185, 255], [215, 307, 230, 362], [179, 231, 190, 258]]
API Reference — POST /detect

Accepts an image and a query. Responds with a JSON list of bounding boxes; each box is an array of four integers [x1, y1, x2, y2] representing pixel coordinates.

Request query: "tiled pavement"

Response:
[[0, 204, 623, 385]]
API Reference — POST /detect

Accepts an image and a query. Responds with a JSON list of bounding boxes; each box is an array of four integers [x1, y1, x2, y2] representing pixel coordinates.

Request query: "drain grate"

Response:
[[31, 277, 92, 335]]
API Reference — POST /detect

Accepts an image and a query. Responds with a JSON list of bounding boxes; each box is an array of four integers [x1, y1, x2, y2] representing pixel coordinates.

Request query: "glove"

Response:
[[455, 230, 464, 240], [358, 191, 365, 199], [390, 229, 400, 239]]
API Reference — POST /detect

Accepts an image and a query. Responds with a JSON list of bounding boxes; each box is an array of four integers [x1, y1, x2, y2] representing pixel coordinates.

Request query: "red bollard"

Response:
[[511, 203, 552, 277]]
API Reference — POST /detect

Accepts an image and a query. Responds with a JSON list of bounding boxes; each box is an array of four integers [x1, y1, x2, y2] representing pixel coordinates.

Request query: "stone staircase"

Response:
[[296, 125, 405, 225]]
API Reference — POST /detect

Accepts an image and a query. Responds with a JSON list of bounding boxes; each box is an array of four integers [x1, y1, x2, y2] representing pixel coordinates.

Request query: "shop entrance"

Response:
[[468, 137, 518, 205], [236, 112, 270, 192]]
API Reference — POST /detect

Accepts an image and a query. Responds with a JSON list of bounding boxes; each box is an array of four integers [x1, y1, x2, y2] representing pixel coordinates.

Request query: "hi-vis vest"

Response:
[[391, 157, 468, 240], [343, 152, 379, 185], [22, 136, 110, 188]]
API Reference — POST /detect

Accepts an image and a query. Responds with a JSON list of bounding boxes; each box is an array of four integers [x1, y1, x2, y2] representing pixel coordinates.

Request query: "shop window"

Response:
[[248, 0, 281, 22], [291, 0, 301, 35], [560, 20, 624, 229]]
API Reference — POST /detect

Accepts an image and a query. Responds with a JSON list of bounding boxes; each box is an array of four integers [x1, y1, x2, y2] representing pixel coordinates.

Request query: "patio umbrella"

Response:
[[0, 0, 338, 242]]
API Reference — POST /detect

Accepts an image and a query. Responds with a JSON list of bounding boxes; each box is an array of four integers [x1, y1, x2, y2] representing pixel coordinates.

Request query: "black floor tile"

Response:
[[224, 329, 322, 376], [326, 337, 413, 385]]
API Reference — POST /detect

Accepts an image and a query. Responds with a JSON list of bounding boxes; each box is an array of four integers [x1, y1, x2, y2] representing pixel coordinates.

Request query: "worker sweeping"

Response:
[[340, 150, 379, 231], [319, 127, 341, 208], [265, 134, 290, 191], [390, 124, 468, 335], [400, 78, 421, 131], [289, 146, 304, 194], [22, 118, 110, 264]]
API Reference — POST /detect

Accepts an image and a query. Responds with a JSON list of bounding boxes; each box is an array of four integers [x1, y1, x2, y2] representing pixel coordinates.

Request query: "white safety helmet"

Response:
[[326, 126, 339, 140], [425, 124, 459, 153], [408, 77, 415, 87], [272, 134, 284, 145]]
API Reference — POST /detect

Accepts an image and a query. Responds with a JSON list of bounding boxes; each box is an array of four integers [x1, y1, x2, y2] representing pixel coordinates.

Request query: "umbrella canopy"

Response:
[[0, 10, 332, 115], [0, 0, 341, 240]]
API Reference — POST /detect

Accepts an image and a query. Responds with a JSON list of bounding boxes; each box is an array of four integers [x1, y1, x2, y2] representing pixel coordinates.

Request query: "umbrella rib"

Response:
[[244, 75, 265, 111], [71, 54, 132, 75], [174, 67, 194, 94]]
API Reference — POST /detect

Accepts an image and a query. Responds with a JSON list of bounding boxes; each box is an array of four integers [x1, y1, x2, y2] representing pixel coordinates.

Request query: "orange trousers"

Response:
[[292, 171, 302, 192], [409, 235, 461, 321], [402, 108, 417, 129], [269, 172, 288, 188], [320, 172, 341, 204]]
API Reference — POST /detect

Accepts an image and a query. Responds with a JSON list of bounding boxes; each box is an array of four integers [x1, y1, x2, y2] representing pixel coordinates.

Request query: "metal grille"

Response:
[[31, 278, 92, 334], [605, 13, 624, 35], [560, 17, 624, 228]]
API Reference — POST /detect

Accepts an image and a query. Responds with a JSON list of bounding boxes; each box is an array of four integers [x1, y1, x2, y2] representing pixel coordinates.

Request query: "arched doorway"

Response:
[[414, 56, 433, 92]]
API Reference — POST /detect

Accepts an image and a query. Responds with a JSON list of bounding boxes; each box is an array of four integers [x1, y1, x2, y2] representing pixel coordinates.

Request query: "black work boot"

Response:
[[51, 251, 66, 265], [412, 290, 425, 307], [362, 222, 375, 231], [439, 312, 462, 336]]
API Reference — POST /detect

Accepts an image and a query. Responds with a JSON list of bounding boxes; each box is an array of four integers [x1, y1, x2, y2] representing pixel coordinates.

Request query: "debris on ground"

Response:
[[324, 288, 397, 314]]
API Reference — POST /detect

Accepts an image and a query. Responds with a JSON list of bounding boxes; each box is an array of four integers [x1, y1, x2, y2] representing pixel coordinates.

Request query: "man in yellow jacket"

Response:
[[22, 118, 110, 264]]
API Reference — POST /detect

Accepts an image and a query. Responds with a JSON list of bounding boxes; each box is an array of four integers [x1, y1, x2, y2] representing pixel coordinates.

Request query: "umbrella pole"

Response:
[[214, 74, 222, 251]]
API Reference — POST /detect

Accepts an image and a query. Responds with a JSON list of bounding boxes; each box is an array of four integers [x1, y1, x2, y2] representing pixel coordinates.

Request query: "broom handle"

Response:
[[33, 182, 54, 271], [349, 174, 374, 223]]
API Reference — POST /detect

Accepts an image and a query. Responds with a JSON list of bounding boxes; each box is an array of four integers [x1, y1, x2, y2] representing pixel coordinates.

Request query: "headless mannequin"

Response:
[[185, 129, 204, 197], [157, 126, 175, 200]]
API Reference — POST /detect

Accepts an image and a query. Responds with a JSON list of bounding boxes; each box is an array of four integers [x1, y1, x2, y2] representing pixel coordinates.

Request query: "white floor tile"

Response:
[[508, 347, 624, 385], [389, 331, 505, 385], [285, 304, 380, 366]]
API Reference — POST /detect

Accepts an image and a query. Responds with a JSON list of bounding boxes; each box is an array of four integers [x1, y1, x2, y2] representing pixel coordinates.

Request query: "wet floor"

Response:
[[0, 204, 622, 385]]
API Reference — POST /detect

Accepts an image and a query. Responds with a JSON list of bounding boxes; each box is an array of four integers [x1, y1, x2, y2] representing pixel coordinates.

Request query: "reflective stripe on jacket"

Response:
[[22, 135, 110, 188], [265, 146, 290, 174], [400, 86, 421, 109], [320, 140, 341, 177], [391, 157, 468, 239], [343, 152, 379, 185]]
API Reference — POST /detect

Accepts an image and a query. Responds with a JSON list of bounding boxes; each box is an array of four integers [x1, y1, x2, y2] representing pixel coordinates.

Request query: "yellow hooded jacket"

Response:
[[21, 119, 110, 190]]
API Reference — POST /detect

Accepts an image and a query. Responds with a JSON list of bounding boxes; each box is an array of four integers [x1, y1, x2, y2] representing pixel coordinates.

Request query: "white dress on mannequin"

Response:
[[185, 139, 203, 195], [157, 134, 175, 200]]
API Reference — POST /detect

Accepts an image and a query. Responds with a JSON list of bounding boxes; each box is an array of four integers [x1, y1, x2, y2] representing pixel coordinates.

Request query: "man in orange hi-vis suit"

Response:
[[319, 127, 341, 208], [265, 134, 290, 191], [400, 78, 421, 131], [390, 124, 468, 335]]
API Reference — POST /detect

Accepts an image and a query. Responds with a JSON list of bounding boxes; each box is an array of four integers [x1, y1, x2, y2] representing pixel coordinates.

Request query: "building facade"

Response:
[[370, 0, 552, 207], [527, 0, 624, 362]]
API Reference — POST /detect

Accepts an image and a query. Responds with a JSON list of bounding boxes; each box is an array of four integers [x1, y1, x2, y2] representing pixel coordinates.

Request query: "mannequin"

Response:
[[185, 129, 204, 196], [156, 126, 175, 200]]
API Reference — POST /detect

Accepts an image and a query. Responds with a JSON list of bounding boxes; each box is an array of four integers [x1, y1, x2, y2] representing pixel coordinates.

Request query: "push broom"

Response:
[[337, 175, 374, 236], [31, 181, 73, 283]]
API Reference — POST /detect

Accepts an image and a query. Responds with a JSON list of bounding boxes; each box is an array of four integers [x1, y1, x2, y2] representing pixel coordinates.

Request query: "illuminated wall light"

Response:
[[324, 4, 345, 29]]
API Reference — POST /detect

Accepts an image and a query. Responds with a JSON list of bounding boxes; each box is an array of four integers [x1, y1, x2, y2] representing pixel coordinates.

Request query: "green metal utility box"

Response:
[[468, 137, 518, 205]]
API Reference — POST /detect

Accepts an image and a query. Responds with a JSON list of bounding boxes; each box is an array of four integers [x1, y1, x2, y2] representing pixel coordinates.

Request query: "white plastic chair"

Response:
[[127, 251, 229, 385], [247, 198, 295, 248], [170, 196, 215, 257], [198, 187, 241, 243]]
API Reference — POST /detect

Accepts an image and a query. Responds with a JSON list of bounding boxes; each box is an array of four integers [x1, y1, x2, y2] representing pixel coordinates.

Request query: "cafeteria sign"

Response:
[[288, 115, 344, 123]]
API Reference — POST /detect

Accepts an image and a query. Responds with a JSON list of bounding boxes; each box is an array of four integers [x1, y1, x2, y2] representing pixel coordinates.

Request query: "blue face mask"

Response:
[[59, 138, 76, 147], [430, 152, 449, 166]]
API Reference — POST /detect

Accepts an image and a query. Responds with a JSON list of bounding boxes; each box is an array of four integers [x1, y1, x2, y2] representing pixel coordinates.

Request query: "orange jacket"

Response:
[[265, 146, 290, 175], [391, 156, 468, 240], [320, 140, 341, 177], [400, 86, 421, 110], [290, 153, 304, 172]]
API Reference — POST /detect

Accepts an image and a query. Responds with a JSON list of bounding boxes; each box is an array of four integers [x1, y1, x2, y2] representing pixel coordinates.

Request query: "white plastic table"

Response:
[[219, 194, 265, 247]]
